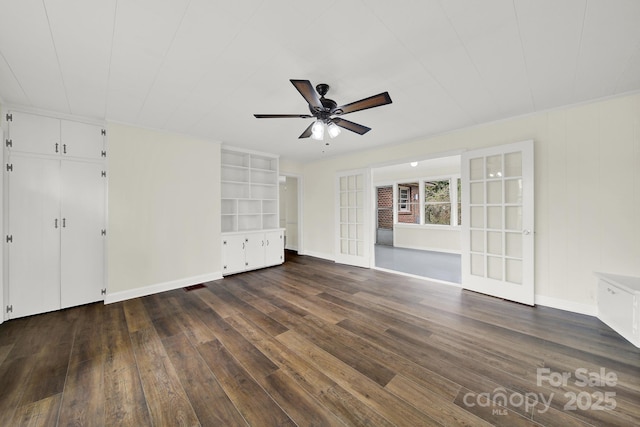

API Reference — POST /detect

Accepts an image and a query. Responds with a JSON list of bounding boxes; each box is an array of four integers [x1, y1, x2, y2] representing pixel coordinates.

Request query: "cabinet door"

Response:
[[8, 111, 60, 155], [8, 155, 61, 318], [60, 161, 106, 308], [245, 233, 266, 270], [264, 230, 284, 266], [61, 120, 105, 160], [222, 234, 246, 275]]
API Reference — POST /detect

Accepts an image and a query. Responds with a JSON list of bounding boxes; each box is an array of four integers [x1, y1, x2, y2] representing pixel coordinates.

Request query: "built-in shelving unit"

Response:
[[221, 149, 279, 233]]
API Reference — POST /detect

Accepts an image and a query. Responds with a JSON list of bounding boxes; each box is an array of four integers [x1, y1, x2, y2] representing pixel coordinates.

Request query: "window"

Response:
[[397, 182, 420, 223], [398, 186, 410, 212], [424, 180, 451, 225], [393, 176, 460, 226]]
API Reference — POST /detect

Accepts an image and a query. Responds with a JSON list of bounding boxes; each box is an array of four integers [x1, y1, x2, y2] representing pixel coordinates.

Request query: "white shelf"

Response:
[[221, 149, 279, 233]]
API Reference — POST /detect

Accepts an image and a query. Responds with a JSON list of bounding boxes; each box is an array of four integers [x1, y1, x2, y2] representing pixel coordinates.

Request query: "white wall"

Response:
[[299, 93, 640, 312], [394, 225, 460, 253], [106, 123, 221, 301]]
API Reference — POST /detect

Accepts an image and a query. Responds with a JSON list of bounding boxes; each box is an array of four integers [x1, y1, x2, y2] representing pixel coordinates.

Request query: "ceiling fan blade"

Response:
[[334, 92, 392, 115], [290, 79, 322, 109], [298, 122, 314, 139], [254, 114, 313, 118], [332, 118, 371, 135]]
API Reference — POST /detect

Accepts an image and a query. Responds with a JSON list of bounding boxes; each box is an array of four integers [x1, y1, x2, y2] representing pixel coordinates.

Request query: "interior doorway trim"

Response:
[[280, 172, 304, 255]]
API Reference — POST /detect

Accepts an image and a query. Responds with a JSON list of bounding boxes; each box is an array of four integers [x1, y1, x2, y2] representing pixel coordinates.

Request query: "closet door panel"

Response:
[[60, 120, 104, 159], [60, 161, 105, 308], [8, 156, 61, 318], [8, 112, 60, 155]]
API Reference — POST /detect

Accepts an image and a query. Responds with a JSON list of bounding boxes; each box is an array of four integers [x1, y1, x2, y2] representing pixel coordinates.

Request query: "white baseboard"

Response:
[[535, 295, 597, 316], [104, 271, 223, 304], [390, 244, 461, 255]]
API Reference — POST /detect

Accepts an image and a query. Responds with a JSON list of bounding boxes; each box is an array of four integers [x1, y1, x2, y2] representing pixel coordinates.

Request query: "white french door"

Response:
[[335, 169, 370, 268], [461, 140, 534, 305]]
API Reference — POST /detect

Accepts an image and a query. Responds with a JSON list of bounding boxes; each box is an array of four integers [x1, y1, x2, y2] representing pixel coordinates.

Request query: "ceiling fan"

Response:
[[254, 79, 392, 140]]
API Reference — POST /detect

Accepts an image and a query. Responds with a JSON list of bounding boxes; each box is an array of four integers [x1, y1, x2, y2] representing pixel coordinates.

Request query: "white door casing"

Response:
[[335, 169, 371, 268], [461, 140, 534, 305]]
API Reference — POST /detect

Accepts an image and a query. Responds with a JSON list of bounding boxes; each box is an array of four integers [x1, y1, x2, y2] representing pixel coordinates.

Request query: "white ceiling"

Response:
[[1, 0, 639, 162]]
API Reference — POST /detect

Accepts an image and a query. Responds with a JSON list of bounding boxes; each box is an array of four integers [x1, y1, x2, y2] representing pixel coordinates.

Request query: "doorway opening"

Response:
[[372, 155, 462, 284]]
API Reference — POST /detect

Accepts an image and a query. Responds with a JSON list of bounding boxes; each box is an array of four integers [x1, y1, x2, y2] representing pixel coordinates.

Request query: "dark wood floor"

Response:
[[1, 252, 639, 426]]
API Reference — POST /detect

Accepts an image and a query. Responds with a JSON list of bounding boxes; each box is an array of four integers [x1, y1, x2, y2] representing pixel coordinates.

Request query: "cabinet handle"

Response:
[[266, 240, 269, 246], [63, 144, 67, 154], [62, 218, 66, 228], [55, 143, 59, 153], [54, 218, 58, 228], [262, 240, 264, 246], [607, 287, 616, 295], [242, 242, 245, 249]]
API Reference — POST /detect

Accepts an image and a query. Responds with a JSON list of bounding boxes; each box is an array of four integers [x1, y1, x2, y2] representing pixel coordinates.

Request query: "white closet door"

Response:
[[60, 161, 105, 308], [60, 120, 104, 160], [8, 112, 60, 155], [8, 155, 61, 318]]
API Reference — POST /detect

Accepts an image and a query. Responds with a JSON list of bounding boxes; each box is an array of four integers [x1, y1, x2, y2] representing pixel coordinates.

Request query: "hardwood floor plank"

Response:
[[0, 343, 13, 367], [278, 329, 442, 426], [261, 368, 348, 427], [0, 356, 37, 426], [164, 333, 248, 427], [123, 298, 153, 333], [130, 327, 200, 427], [9, 394, 62, 427], [103, 303, 136, 369], [197, 339, 296, 427], [184, 293, 279, 379], [385, 375, 493, 427], [103, 362, 152, 427], [57, 358, 105, 427], [225, 313, 398, 427]]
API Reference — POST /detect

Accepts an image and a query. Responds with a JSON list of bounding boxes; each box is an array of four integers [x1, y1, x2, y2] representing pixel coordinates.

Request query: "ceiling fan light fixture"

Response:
[[327, 122, 341, 138], [311, 120, 324, 140]]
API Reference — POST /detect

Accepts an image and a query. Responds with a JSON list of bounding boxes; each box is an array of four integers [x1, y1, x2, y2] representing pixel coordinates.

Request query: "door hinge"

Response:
[[101, 129, 106, 136], [101, 288, 106, 295], [101, 229, 106, 236], [6, 163, 13, 172], [6, 235, 12, 243], [101, 171, 106, 177], [101, 150, 107, 158], [5, 113, 12, 122], [5, 139, 12, 148], [6, 305, 12, 314]]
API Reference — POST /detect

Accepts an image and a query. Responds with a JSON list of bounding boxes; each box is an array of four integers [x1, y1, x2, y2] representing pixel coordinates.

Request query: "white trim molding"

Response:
[[535, 295, 597, 317], [104, 271, 222, 304]]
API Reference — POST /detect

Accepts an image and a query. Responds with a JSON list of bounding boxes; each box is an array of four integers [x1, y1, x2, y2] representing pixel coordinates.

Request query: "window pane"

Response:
[[424, 204, 451, 225], [425, 180, 450, 202]]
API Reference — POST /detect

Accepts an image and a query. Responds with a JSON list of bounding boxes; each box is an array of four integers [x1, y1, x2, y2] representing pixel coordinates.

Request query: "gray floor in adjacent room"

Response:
[[374, 244, 461, 284]]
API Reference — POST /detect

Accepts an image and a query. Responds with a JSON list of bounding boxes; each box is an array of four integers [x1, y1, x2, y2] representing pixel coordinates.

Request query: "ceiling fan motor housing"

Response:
[[310, 83, 340, 119]]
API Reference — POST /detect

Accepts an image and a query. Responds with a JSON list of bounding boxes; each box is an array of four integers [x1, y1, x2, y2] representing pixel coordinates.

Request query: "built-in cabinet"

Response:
[[221, 148, 284, 275], [4, 111, 107, 319], [222, 230, 284, 275], [596, 272, 640, 348]]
